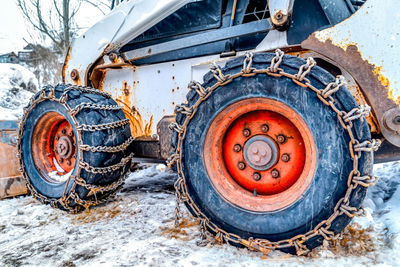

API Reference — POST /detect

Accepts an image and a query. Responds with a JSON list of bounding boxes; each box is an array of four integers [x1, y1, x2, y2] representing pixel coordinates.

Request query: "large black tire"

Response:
[[18, 84, 132, 212], [171, 53, 373, 254]]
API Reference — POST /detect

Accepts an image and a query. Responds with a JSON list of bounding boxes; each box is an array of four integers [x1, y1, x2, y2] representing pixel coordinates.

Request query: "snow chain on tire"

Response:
[[17, 84, 134, 213], [168, 50, 381, 255]]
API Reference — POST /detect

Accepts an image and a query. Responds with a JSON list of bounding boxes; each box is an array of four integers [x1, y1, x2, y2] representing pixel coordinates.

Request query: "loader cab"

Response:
[[119, 0, 363, 65]]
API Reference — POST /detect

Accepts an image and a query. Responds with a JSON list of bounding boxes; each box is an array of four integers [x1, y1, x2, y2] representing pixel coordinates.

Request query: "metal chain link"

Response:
[[77, 119, 130, 131], [70, 103, 122, 116], [80, 136, 134, 153], [79, 153, 134, 174], [16, 84, 132, 213], [170, 50, 381, 255]]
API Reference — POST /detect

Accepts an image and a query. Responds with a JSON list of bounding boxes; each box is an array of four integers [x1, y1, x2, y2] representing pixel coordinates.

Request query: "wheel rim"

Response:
[[31, 112, 77, 184], [204, 98, 316, 212]]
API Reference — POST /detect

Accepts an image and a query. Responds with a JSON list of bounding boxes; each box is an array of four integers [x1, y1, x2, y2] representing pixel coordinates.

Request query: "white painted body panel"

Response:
[[102, 54, 243, 136], [63, 0, 191, 84], [312, 0, 400, 103]]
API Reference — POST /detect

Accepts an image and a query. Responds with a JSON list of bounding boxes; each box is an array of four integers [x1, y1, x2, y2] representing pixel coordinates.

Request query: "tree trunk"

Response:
[[63, 0, 70, 51]]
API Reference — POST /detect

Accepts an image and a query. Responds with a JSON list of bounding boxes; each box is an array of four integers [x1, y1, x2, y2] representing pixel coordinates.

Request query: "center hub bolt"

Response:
[[271, 169, 280, 178], [243, 128, 251, 137], [253, 172, 261, 181]]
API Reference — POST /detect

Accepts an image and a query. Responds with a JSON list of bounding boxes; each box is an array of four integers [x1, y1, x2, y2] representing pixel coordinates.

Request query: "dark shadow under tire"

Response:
[[18, 84, 133, 212], [171, 53, 373, 254]]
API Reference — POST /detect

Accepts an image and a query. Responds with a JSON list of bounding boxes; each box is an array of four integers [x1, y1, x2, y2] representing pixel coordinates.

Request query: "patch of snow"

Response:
[[0, 63, 38, 120], [0, 162, 399, 266]]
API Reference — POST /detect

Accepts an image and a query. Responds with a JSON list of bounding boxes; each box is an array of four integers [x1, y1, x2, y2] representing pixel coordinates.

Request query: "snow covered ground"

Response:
[[0, 162, 399, 267], [0, 64, 37, 120]]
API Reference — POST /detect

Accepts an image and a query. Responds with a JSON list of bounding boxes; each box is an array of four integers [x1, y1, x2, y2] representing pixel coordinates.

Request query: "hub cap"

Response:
[[243, 135, 279, 171], [204, 98, 316, 212], [31, 112, 77, 184]]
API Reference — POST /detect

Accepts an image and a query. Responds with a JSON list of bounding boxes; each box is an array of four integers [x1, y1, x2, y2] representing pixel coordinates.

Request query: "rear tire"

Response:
[[18, 84, 133, 212], [171, 52, 374, 254]]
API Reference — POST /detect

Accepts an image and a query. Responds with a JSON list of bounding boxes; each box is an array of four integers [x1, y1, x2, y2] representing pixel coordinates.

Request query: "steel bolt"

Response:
[[277, 134, 286, 144], [271, 169, 280, 178], [233, 144, 242, 152], [253, 172, 261, 181], [238, 162, 246, 170], [70, 69, 79, 81], [261, 124, 269, 133], [108, 53, 117, 62], [243, 128, 251, 137], [275, 12, 283, 21], [281, 153, 290, 162]]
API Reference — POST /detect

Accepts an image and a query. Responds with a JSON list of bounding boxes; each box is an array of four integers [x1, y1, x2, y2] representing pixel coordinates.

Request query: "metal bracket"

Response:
[[268, 0, 294, 28]]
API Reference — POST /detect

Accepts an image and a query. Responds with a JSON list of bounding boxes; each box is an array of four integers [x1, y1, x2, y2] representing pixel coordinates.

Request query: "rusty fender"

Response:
[[302, 0, 400, 147]]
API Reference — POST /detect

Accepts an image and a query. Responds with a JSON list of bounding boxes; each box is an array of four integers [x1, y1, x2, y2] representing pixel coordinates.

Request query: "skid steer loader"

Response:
[[5, 0, 400, 255]]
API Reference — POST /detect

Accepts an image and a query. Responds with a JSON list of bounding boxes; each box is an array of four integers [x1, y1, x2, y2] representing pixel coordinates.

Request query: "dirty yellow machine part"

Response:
[[0, 121, 27, 199]]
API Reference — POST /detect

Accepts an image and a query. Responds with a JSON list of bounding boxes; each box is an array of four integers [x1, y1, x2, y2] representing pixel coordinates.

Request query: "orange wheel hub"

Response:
[[32, 112, 77, 183], [204, 98, 316, 212]]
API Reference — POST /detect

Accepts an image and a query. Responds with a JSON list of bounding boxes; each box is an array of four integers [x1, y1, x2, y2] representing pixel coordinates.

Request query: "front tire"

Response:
[[171, 52, 375, 254], [18, 84, 133, 212]]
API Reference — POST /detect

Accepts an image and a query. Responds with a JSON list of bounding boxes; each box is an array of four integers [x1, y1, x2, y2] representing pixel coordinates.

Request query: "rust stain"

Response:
[[0, 176, 27, 200], [61, 47, 72, 83], [372, 66, 397, 104], [0, 138, 21, 178], [310, 35, 394, 104], [347, 83, 378, 133], [72, 71, 82, 86], [115, 81, 153, 138], [0, 130, 27, 198], [287, 47, 379, 133], [302, 35, 400, 142]]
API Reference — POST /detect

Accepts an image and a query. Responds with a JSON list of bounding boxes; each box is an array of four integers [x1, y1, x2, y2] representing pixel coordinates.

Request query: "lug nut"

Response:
[[253, 172, 261, 181], [59, 158, 64, 163], [271, 169, 280, 178], [277, 134, 286, 144], [243, 128, 251, 137], [261, 124, 269, 133], [66, 160, 71, 166], [281, 153, 290, 162], [238, 162, 246, 170], [233, 144, 242, 152], [61, 129, 66, 134]]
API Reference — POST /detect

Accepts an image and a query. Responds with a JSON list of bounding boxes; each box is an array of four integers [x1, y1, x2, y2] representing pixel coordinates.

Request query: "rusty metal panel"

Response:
[[302, 0, 400, 146], [100, 53, 228, 137], [0, 120, 27, 199]]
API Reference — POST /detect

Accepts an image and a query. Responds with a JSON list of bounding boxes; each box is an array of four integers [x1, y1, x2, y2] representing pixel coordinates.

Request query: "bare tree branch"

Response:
[[17, 0, 111, 52]]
